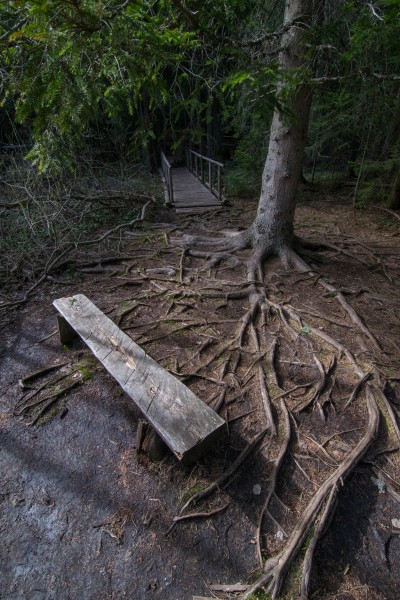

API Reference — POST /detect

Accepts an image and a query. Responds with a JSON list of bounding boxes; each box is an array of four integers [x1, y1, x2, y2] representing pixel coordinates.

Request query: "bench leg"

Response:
[[146, 428, 168, 462], [136, 420, 168, 462], [57, 315, 78, 345]]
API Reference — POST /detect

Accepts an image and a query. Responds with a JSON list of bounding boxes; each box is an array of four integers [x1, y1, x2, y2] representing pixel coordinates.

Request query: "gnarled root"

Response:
[[166, 230, 387, 597], [167, 428, 268, 536], [241, 388, 379, 600], [181, 228, 251, 252], [256, 399, 291, 568]]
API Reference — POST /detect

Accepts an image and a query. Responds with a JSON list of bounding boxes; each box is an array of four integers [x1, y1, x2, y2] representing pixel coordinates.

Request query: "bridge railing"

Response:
[[186, 149, 224, 202], [160, 151, 174, 205]]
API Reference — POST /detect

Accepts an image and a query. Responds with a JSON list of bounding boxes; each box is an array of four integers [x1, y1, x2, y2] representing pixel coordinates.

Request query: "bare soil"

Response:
[[1, 187, 400, 600]]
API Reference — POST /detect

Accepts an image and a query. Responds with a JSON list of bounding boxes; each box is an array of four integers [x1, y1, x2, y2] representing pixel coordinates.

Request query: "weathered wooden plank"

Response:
[[174, 188, 215, 195], [175, 199, 218, 204], [57, 315, 78, 345], [170, 166, 223, 214], [175, 201, 219, 206], [175, 202, 221, 208], [175, 201, 220, 207], [176, 207, 220, 214], [173, 190, 219, 197], [174, 188, 217, 195], [53, 294, 225, 463], [174, 191, 217, 198]]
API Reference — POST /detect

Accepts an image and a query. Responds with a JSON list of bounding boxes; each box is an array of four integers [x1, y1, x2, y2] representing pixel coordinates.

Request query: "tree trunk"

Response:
[[250, 0, 314, 259], [388, 170, 400, 210]]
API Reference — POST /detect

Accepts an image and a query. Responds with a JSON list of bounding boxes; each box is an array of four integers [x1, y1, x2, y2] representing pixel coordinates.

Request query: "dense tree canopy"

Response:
[[1, 1, 399, 193]]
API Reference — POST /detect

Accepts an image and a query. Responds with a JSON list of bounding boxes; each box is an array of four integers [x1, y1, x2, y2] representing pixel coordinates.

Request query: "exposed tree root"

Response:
[[27, 379, 83, 426], [272, 383, 312, 402], [167, 428, 268, 536], [172, 226, 393, 598], [14, 371, 74, 416], [298, 237, 371, 267], [300, 485, 337, 598], [286, 304, 353, 329], [228, 407, 259, 424], [179, 246, 372, 388], [166, 502, 230, 534], [372, 205, 400, 222], [298, 431, 338, 468], [258, 363, 276, 435], [18, 362, 70, 390], [6, 209, 392, 599], [294, 355, 336, 413], [372, 384, 400, 444], [343, 372, 372, 411], [286, 244, 382, 351], [182, 229, 251, 251], [241, 388, 379, 600], [256, 399, 291, 568]]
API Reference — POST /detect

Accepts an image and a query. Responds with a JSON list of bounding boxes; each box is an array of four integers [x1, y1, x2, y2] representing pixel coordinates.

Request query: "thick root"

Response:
[[241, 388, 379, 600]]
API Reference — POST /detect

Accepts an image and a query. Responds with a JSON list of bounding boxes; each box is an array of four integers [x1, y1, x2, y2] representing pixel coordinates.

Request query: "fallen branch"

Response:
[[0, 198, 155, 310]]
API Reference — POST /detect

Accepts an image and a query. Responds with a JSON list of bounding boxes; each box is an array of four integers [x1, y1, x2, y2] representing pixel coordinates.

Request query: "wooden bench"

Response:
[[53, 294, 225, 464]]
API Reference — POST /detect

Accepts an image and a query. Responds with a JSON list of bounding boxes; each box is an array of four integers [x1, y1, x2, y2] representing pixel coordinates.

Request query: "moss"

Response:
[[245, 591, 272, 600], [37, 399, 66, 426], [181, 483, 204, 505], [76, 358, 97, 381], [279, 528, 315, 599]]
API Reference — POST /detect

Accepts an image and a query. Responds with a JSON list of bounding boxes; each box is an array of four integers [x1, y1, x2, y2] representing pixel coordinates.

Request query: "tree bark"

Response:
[[250, 0, 314, 259], [388, 171, 400, 210]]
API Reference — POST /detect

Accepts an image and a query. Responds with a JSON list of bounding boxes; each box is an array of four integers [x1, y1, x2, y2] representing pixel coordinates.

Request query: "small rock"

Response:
[[392, 518, 400, 529], [371, 476, 386, 493], [252, 484, 261, 495]]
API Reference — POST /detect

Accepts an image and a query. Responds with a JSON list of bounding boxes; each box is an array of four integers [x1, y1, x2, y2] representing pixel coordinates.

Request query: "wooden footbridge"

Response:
[[161, 150, 224, 214]]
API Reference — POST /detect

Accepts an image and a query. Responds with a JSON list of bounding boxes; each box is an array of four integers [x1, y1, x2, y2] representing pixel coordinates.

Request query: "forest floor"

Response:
[[1, 182, 400, 600]]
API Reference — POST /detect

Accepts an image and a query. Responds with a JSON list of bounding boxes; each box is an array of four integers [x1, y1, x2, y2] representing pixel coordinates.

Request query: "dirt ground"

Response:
[[1, 187, 400, 600]]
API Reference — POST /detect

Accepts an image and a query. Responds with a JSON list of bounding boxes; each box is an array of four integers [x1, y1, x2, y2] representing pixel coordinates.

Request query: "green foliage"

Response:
[[1, 0, 400, 193], [354, 154, 400, 207], [0, 0, 287, 172], [308, 0, 400, 182], [181, 483, 204, 505], [0, 0, 194, 170], [245, 593, 271, 600], [76, 358, 97, 381], [225, 118, 269, 198], [299, 326, 311, 335]]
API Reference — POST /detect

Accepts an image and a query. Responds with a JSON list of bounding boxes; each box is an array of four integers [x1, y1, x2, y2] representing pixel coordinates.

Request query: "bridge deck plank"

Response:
[[171, 167, 222, 213]]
